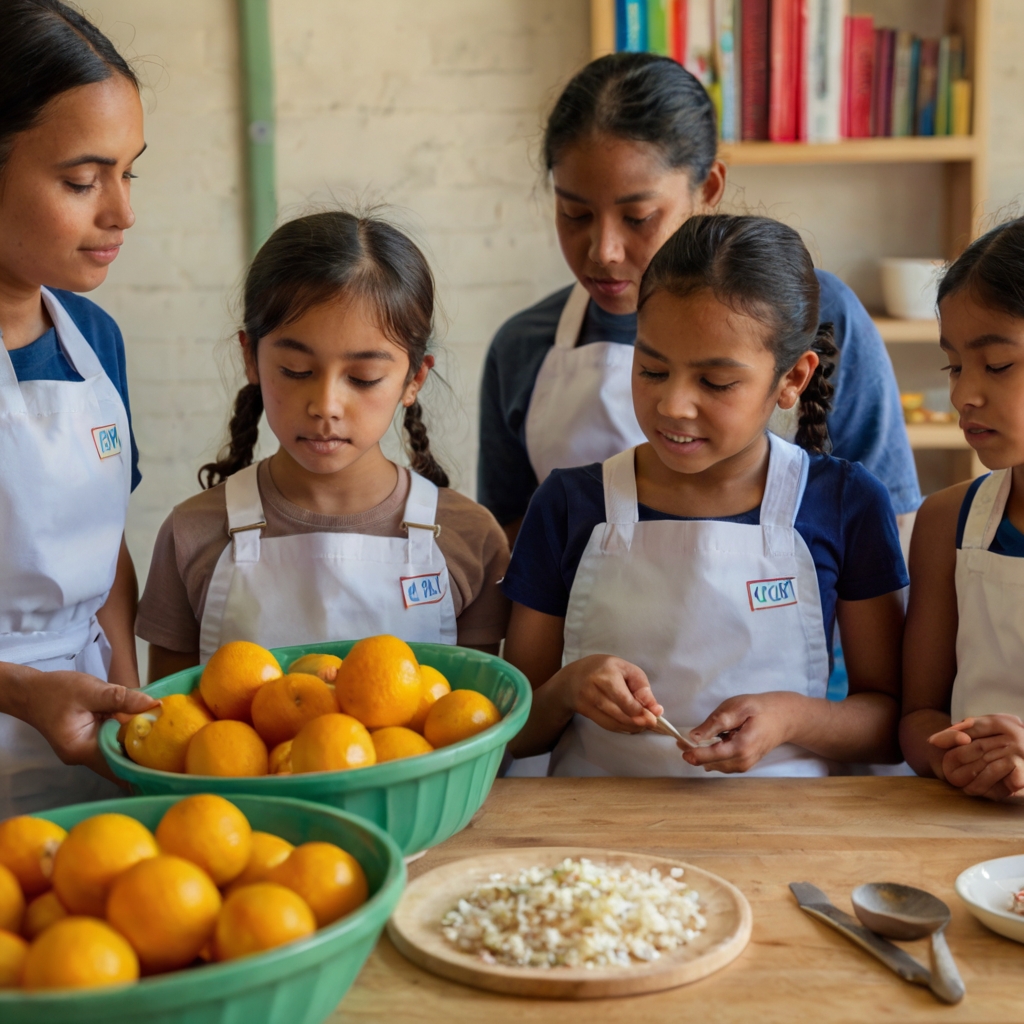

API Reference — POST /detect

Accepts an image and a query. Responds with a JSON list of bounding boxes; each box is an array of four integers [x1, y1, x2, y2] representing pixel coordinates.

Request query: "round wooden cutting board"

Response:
[[386, 847, 752, 999]]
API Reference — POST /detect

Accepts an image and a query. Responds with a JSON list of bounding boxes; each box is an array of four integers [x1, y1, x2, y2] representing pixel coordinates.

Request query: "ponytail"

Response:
[[795, 323, 837, 455], [403, 400, 449, 488], [198, 383, 263, 489]]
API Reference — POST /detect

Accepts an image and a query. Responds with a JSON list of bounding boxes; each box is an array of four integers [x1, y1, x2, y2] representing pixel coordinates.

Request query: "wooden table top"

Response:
[[334, 777, 1024, 1023]]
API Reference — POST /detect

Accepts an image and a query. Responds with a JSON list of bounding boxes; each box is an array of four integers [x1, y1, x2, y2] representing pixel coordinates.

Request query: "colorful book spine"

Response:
[[769, 0, 799, 141], [740, 0, 770, 140], [616, 0, 648, 51], [890, 30, 914, 137], [648, 0, 669, 54], [805, 0, 844, 143], [684, 0, 715, 86], [916, 38, 939, 136], [872, 28, 895, 136], [951, 78, 972, 135], [935, 35, 951, 135], [844, 15, 873, 138], [714, 0, 738, 141], [668, 0, 686, 62]]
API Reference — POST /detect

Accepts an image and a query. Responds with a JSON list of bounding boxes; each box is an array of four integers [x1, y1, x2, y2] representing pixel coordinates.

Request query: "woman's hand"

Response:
[[930, 715, 1024, 800], [682, 692, 796, 773], [553, 655, 663, 734]]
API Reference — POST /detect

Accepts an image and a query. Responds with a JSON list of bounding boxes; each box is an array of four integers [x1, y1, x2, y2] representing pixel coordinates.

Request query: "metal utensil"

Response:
[[790, 883, 931, 987], [654, 715, 721, 749], [852, 882, 965, 1004]]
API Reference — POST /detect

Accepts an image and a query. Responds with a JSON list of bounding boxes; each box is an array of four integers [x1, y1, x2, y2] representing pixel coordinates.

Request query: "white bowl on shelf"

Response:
[[955, 854, 1024, 943], [880, 257, 945, 320]]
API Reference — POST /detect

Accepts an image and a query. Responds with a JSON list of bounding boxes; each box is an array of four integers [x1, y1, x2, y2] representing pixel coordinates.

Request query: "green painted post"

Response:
[[237, 0, 276, 256]]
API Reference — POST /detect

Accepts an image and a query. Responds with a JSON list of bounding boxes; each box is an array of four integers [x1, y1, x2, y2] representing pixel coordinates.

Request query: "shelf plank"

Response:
[[872, 316, 940, 343], [906, 423, 967, 449], [720, 136, 979, 166]]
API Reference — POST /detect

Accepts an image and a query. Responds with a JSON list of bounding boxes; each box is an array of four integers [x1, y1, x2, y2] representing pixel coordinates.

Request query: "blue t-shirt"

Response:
[[478, 270, 921, 525], [7, 289, 141, 491], [503, 453, 909, 658], [956, 475, 1024, 556]]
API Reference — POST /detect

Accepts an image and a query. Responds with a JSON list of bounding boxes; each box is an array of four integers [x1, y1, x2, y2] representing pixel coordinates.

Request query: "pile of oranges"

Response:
[[120, 635, 502, 778], [0, 794, 367, 991]]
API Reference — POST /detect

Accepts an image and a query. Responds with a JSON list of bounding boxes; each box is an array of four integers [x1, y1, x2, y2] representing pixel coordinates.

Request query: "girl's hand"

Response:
[[682, 693, 796, 774], [555, 655, 663, 734], [930, 715, 1024, 799]]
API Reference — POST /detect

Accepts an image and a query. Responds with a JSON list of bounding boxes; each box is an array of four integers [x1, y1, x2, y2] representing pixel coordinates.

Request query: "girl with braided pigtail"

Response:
[[504, 214, 908, 778], [138, 211, 509, 680]]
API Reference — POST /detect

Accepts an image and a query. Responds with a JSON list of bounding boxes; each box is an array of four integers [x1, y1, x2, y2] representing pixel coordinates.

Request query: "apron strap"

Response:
[[402, 470, 441, 561], [225, 464, 266, 563], [760, 432, 809, 558], [602, 448, 640, 525], [553, 283, 591, 351], [961, 470, 1008, 551], [0, 331, 23, 409], [40, 288, 106, 381]]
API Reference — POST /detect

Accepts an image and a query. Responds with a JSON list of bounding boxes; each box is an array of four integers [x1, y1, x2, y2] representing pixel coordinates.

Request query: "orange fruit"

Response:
[[287, 652, 343, 683], [0, 816, 66, 897], [269, 739, 293, 775], [213, 883, 315, 961], [291, 714, 376, 773], [52, 815, 158, 917], [0, 930, 28, 988], [371, 726, 433, 763], [123, 693, 213, 773], [225, 832, 294, 895], [22, 891, 67, 940], [155, 794, 252, 887], [199, 641, 281, 721], [423, 689, 501, 748], [250, 673, 337, 748], [334, 635, 422, 728], [268, 842, 368, 927], [406, 665, 451, 733], [186, 720, 268, 777], [21, 917, 139, 990], [106, 854, 222, 972], [0, 864, 24, 934]]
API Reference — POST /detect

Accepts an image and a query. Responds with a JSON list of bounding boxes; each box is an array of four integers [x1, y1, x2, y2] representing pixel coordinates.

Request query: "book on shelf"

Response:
[[604, 1, 972, 144]]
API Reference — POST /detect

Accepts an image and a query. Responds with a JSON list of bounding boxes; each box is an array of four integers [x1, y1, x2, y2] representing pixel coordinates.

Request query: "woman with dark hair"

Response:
[[503, 214, 907, 778], [0, 0, 156, 814], [478, 53, 918, 543]]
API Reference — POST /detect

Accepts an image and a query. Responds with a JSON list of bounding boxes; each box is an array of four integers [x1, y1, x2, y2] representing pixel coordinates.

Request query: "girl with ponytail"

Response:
[[503, 214, 907, 779], [138, 211, 510, 678]]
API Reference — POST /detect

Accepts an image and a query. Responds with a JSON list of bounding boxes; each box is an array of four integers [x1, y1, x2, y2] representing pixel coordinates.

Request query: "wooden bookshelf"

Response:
[[720, 135, 979, 166], [872, 316, 939, 344]]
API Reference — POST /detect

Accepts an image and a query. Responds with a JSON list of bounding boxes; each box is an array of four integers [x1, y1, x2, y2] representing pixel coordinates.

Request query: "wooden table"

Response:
[[334, 778, 1024, 1023]]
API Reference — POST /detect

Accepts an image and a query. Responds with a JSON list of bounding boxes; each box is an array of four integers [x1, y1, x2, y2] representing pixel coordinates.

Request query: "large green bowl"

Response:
[[100, 642, 531, 855], [0, 794, 405, 1024]]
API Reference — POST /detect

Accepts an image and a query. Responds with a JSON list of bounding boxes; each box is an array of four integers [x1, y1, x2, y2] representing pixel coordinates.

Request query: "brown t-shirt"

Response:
[[136, 461, 511, 653]]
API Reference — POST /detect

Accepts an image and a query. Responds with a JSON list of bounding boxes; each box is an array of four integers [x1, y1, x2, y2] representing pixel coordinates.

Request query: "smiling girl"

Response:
[[503, 215, 907, 777], [0, 0, 157, 815], [137, 211, 510, 677], [901, 219, 1024, 800]]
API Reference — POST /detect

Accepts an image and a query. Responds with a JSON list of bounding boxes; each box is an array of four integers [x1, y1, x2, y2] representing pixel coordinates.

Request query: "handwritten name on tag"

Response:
[[401, 572, 446, 609], [91, 424, 122, 459], [747, 577, 798, 611]]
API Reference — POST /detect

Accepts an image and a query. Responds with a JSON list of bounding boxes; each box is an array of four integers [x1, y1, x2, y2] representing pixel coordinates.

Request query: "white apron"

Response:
[[0, 288, 131, 815], [950, 471, 1024, 722], [550, 433, 831, 777], [199, 464, 458, 661]]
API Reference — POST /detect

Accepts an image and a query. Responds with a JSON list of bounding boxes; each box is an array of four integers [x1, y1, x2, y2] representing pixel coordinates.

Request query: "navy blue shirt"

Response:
[[503, 454, 909, 656], [956, 475, 1024, 556], [8, 289, 141, 491], [478, 270, 921, 525]]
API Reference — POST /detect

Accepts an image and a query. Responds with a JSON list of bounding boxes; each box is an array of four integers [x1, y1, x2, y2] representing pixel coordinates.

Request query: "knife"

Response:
[[790, 883, 932, 987]]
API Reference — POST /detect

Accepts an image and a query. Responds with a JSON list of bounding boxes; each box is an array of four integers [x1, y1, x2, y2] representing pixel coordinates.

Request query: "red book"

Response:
[[769, 0, 800, 141], [871, 28, 895, 136], [740, 0, 770, 140], [670, 0, 686, 63], [845, 15, 874, 138], [796, 0, 808, 141]]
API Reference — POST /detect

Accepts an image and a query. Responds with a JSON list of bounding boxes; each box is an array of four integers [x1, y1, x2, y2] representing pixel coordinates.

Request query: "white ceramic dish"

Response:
[[955, 854, 1024, 943]]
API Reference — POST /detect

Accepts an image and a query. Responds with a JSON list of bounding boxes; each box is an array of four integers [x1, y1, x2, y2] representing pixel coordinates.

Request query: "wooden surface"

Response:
[[872, 317, 939, 344], [386, 847, 750, 998], [718, 136, 980, 166], [333, 778, 1024, 1024]]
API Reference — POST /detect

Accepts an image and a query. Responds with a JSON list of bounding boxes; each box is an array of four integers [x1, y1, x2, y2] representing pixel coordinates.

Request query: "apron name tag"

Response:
[[401, 572, 446, 609], [747, 577, 798, 611], [91, 424, 122, 459]]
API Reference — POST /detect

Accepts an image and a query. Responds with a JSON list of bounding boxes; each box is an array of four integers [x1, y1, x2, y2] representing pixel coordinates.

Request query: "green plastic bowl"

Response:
[[100, 642, 531, 855], [0, 793, 405, 1024]]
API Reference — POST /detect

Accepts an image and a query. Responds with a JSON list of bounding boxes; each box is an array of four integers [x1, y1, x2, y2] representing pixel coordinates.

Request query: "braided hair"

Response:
[[200, 210, 448, 488], [638, 214, 836, 454]]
